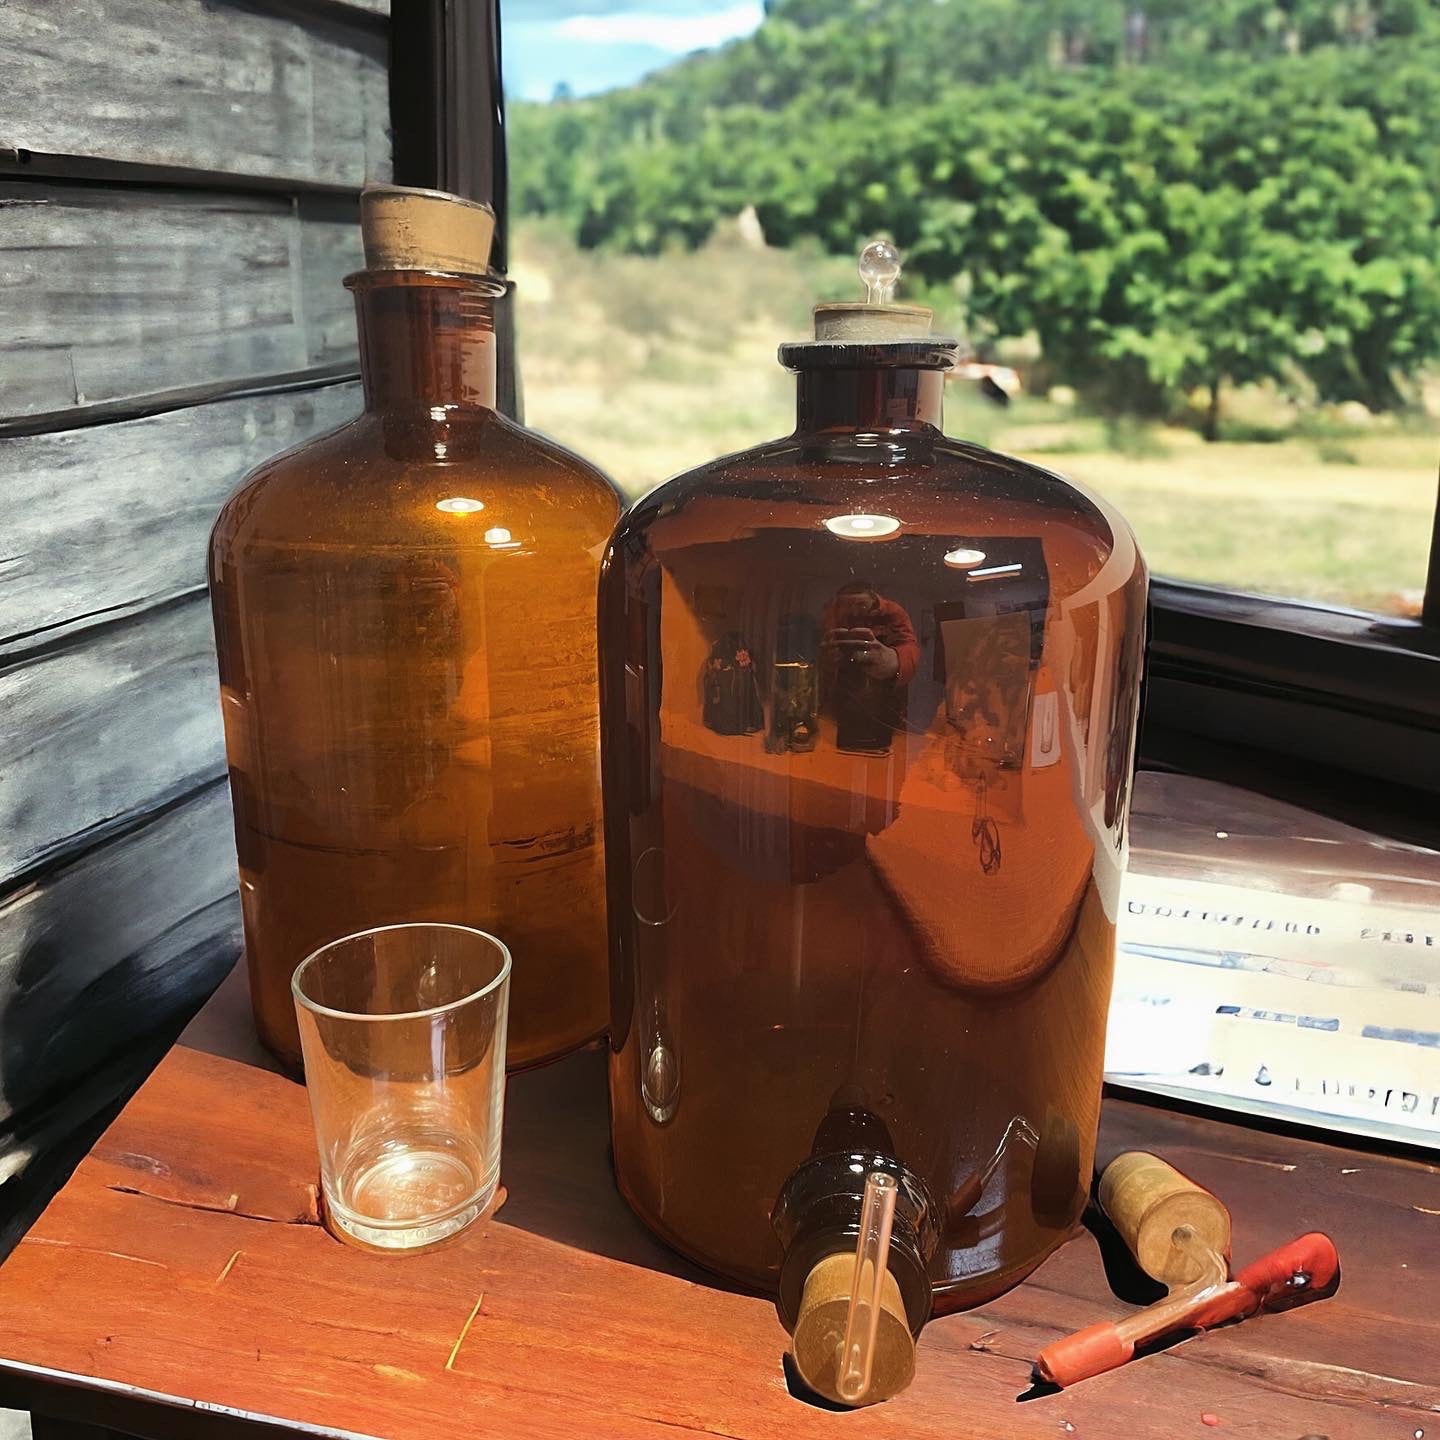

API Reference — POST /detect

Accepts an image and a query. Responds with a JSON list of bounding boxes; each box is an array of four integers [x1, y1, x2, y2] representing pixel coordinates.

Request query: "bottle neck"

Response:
[[351, 275, 499, 413], [795, 366, 944, 433]]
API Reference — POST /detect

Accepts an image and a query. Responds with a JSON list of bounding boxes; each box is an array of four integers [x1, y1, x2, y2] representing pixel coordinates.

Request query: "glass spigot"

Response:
[[836, 1170, 899, 1403]]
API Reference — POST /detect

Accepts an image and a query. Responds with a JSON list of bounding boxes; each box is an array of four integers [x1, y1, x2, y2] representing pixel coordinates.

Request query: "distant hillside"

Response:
[[509, 0, 1440, 421], [517, 0, 1440, 135]]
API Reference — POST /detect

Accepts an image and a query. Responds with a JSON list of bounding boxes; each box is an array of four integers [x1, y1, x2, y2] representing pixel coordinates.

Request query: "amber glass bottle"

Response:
[[210, 187, 620, 1072], [599, 247, 1147, 1358]]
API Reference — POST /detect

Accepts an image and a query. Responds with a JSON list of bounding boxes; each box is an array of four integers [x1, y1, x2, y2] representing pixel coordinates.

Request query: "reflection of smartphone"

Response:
[[828, 626, 876, 653]]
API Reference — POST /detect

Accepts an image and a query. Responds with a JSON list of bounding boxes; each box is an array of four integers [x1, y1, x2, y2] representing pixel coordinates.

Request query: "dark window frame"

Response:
[[390, 1, 1440, 841], [1146, 580, 1438, 843]]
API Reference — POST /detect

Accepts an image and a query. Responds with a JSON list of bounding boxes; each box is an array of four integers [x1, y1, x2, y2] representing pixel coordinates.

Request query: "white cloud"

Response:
[[557, 3, 763, 53]]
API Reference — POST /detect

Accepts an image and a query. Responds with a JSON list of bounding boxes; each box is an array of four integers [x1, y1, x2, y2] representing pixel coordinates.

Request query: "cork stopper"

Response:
[[360, 184, 496, 275], [1099, 1152, 1233, 1286], [812, 240, 933, 342], [792, 1251, 915, 1405]]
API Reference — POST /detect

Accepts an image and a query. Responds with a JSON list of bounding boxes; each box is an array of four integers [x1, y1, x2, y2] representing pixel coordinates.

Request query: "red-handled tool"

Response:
[[1034, 1154, 1340, 1389]]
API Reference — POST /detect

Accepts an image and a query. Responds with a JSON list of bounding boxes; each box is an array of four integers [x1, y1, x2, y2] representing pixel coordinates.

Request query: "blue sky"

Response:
[[502, 1, 765, 101]]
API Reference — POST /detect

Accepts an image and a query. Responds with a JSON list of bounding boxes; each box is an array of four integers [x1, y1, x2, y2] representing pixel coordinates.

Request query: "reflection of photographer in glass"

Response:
[[822, 580, 920, 755]]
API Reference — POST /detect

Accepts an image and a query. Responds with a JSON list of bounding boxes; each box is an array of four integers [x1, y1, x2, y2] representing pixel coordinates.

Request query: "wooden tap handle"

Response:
[[1098, 1152, 1232, 1286]]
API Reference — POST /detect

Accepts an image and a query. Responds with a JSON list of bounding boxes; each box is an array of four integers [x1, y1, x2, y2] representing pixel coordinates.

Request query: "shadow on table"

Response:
[[187, 965, 736, 1288], [500, 1045, 748, 1291]]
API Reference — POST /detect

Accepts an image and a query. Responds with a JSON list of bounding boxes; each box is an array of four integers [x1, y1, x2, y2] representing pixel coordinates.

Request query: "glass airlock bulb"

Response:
[[809, 239, 937, 343], [859, 239, 902, 304]]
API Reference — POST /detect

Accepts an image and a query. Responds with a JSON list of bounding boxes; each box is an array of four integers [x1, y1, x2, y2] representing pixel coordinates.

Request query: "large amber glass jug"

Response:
[[210, 187, 620, 1072], [599, 247, 1146, 1388]]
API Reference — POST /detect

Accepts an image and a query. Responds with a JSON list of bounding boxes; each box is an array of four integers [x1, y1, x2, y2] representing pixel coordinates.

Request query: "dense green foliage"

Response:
[[511, 0, 1440, 425]]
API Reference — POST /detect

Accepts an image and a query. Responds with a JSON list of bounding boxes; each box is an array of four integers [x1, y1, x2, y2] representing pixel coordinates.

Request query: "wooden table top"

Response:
[[0, 961, 1436, 1440]]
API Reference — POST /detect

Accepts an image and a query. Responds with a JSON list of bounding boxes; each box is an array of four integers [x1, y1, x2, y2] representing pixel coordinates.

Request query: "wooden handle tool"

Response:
[[1034, 1152, 1340, 1388]]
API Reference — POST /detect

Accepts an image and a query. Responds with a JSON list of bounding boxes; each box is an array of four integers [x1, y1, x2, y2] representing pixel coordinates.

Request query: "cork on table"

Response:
[[0, 962, 1436, 1440]]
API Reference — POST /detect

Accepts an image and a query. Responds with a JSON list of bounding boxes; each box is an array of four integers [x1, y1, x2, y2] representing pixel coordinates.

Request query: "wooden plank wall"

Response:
[[0, 187, 362, 421], [0, 0, 390, 1242], [0, 0, 388, 186]]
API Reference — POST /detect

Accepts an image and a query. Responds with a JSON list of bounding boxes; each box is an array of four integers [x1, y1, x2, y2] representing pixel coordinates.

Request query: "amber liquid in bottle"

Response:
[[601, 354, 1146, 1308], [210, 270, 620, 1071]]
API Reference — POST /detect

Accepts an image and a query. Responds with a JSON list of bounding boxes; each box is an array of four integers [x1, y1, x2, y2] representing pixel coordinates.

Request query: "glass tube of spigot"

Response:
[[1113, 1225, 1231, 1344], [837, 1171, 899, 1404]]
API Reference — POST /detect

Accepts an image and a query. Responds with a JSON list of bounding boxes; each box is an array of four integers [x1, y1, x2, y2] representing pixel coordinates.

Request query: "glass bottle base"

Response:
[[613, 1160, 1075, 1314], [323, 1146, 499, 1253]]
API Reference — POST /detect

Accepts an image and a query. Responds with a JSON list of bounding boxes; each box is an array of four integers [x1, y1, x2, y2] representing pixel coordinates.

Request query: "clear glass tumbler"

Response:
[[292, 923, 510, 1251]]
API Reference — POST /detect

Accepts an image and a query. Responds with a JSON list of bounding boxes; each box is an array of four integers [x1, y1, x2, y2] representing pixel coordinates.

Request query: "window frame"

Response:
[[391, 0, 1440, 840], [1145, 579, 1438, 841]]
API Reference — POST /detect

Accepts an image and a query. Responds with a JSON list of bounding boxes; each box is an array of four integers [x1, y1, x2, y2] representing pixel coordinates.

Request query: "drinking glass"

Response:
[[292, 923, 510, 1251]]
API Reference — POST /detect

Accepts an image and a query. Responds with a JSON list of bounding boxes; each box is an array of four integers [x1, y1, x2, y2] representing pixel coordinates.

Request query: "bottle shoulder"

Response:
[[607, 429, 1145, 605], [624, 429, 1116, 506], [491, 412, 623, 504], [211, 409, 621, 558]]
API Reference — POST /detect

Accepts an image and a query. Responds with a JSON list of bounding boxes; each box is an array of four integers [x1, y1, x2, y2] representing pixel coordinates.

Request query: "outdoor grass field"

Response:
[[512, 220, 1436, 616]]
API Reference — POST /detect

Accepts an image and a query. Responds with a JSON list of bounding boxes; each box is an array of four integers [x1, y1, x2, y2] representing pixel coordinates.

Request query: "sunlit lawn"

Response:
[[512, 220, 1437, 615]]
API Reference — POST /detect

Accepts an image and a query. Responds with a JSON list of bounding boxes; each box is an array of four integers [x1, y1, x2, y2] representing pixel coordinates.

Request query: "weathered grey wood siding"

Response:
[[0, 784, 241, 1121], [0, 599, 225, 880], [0, 382, 361, 650], [0, 0, 389, 1223], [0, 0, 389, 186], [0, 186, 362, 423]]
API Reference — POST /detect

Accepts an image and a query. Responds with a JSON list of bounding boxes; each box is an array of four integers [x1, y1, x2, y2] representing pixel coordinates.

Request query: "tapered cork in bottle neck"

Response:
[[359, 184, 496, 275], [809, 239, 934, 343], [786, 239, 948, 364]]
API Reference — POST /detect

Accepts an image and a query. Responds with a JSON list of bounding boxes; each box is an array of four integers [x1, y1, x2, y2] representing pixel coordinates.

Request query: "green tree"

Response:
[[507, 0, 1440, 421]]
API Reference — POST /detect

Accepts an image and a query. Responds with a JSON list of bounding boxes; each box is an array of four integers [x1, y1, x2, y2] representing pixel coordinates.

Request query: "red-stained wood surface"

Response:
[[0, 966, 1435, 1439]]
